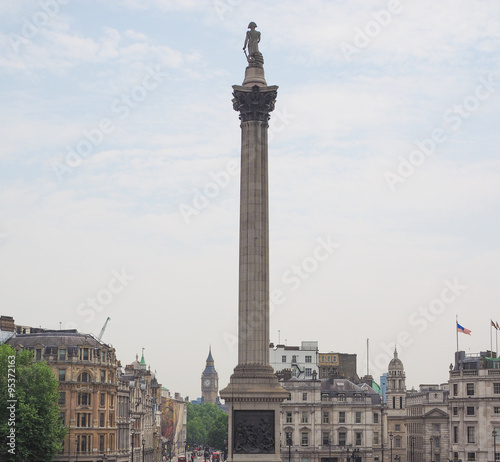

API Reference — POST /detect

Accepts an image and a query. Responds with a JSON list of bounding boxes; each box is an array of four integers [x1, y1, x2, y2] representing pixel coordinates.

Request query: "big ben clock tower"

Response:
[[201, 347, 219, 404]]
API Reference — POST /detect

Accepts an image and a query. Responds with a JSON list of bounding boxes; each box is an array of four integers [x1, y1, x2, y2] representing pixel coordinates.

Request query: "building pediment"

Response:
[[424, 408, 448, 418]]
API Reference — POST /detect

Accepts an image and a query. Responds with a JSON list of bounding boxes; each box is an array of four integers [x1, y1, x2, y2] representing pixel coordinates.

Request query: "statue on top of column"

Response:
[[243, 22, 264, 67]]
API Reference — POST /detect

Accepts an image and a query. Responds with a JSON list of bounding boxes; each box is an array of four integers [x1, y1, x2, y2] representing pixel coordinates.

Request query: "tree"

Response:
[[186, 403, 227, 449], [0, 343, 67, 461], [207, 412, 228, 450]]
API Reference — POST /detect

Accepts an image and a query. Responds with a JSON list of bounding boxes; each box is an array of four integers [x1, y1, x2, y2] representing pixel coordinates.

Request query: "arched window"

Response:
[[79, 372, 90, 382]]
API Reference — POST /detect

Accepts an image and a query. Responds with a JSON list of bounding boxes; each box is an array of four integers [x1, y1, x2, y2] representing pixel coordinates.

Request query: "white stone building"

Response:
[[270, 341, 319, 379], [448, 350, 500, 462], [279, 376, 383, 462]]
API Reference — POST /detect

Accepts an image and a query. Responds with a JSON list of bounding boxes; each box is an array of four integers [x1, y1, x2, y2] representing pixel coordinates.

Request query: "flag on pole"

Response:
[[457, 322, 471, 335], [496, 321, 500, 330], [492, 320, 498, 330]]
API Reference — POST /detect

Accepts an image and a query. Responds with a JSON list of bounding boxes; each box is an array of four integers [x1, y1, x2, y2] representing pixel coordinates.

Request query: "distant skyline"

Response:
[[1, 1, 499, 401]]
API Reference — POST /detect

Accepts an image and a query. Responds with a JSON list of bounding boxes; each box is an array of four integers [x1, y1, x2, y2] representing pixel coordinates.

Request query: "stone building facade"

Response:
[[406, 384, 449, 462], [448, 350, 500, 462], [385, 349, 407, 462], [7, 329, 127, 462], [279, 375, 383, 462]]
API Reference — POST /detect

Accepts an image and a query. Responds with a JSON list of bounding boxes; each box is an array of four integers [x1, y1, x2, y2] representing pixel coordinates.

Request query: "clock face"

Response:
[[204, 379, 211, 387]]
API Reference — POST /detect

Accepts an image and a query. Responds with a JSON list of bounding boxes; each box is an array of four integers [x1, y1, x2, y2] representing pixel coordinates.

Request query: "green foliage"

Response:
[[0, 343, 67, 461], [207, 413, 228, 451], [186, 403, 227, 450]]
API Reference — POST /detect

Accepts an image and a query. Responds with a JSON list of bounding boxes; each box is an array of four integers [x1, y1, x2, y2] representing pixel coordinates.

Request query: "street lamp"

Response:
[[395, 455, 400, 462], [493, 430, 497, 462], [390, 433, 393, 462], [287, 434, 292, 462], [142, 436, 146, 462]]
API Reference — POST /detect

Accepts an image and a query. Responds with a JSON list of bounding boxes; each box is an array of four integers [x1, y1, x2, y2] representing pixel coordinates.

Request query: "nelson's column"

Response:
[[219, 22, 288, 462]]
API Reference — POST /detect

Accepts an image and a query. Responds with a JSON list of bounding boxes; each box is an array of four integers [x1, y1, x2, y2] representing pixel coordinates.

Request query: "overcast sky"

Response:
[[1, 0, 500, 401]]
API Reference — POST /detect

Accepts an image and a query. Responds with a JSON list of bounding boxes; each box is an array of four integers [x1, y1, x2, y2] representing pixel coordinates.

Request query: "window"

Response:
[[495, 407, 500, 414], [59, 391, 66, 405], [285, 432, 293, 446], [339, 411, 345, 423], [467, 427, 475, 444], [100, 435, 105, 452], [292, 355, 297, 363], [400, 396, 403, 408], [395, 437, 401, 448], [100, 393, 105, 406], [286, 412, 292, 423], [78, 392, 91, 406], [467, 406, 475, 416], [301, 432, 309, 447], [433, 424, 440, 432], [323, 412, 329, 424], [305, 356, 312, 363], [302, 411, 308, 423], [287, 393, 291, 401], [59, 412, 65, 424], [282, 355, 287, 363], [59, 349, 66, 360], [355, 432, 362, 446], [302, 393, 308, 401], [453, 426, 459, 444], [494, 383, 500, 394], [110, 394, 114, 408], [467, 453, 475, 461], [80, 347, 89, 361], [355, 412, 361, 424], [323, 432, 330, 445], [466, 383, 475, 396], [395, 424, 401, 431], [338, 432, 346, 446], [453, 407, 458, 416], [36, 349, 42, 360], [58, 369, 66, 381], [77, 413, 91, 427], [305, 368, 312, 377], [100, 370, 106, 383], [338, 393, 346, 401], [99, 413, 105, 427], [453, 383, 458, 396], [373, 413, 379, 424], [79, 372, 90, 382], [374, 432, 379, 445], [109, 412, 114, 427], [80, 435, 90, 453]]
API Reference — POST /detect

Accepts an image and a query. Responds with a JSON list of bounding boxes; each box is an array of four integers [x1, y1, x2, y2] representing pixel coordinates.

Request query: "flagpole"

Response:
[[491, 320, 493, 355], [456, 315, 459, 352]]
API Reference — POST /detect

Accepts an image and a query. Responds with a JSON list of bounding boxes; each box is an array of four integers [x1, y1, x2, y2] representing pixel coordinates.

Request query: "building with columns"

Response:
[[279, 375, 383, 462], [385, 348, 407, 462], [406, 384, 449, 462]]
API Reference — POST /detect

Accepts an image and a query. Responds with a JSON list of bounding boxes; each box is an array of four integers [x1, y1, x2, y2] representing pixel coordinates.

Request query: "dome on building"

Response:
[[388, 347, 404, 373]]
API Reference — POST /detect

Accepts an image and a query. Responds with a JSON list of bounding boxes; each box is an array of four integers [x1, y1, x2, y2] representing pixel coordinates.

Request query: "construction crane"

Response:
[[98, 317, 111, 342]]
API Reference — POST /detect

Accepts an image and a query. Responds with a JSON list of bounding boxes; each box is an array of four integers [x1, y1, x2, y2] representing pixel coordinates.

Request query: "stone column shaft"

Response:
[[238, 119, 270, 367]]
